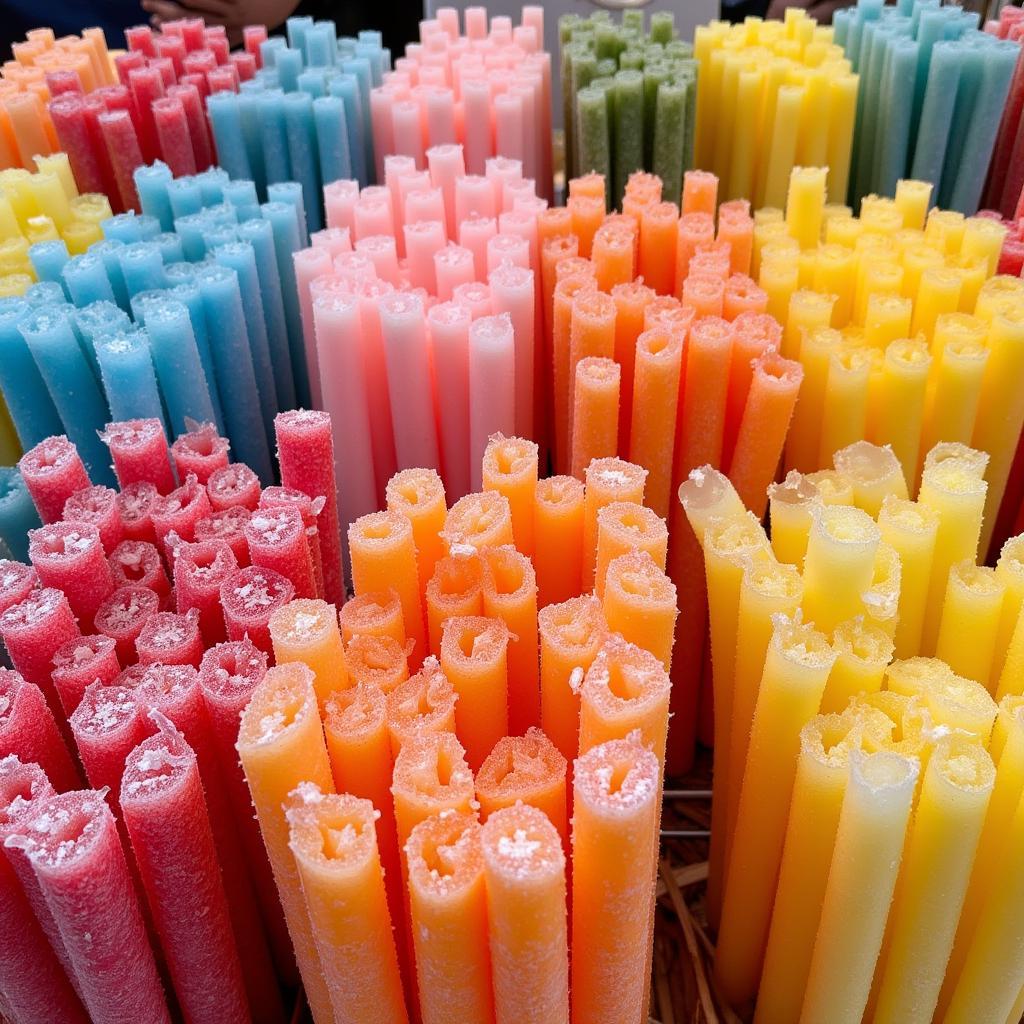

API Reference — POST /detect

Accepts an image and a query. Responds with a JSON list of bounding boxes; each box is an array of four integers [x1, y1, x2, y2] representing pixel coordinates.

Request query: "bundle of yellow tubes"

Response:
[[693, 9, 859, 208], [684, 440, 1024, 1023], [0, 152, 112, 295], [763, 165, 1019, 561]]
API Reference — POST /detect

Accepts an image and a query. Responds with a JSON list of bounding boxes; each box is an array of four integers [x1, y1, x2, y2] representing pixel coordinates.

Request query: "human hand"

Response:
[[141, 0, 302, 35]]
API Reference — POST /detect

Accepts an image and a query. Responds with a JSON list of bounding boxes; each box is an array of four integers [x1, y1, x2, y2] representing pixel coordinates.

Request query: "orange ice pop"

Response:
[[534, 475, 585, 609], [425, 553, 483, 656], [481, 545, 540, 734], [481, 434, 539, 557], [480, 803, 570, 1024], [475, 728, 568, 847], [440, 615, 511, 771], [602, 550, 678, 672], [384, 657, 458, 757]]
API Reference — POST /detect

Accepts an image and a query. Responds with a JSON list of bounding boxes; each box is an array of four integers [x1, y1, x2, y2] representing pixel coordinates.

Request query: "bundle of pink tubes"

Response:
[[374, 5, 552, 199], [0, 411, 340, 1024], [301, 151, 545, 536]]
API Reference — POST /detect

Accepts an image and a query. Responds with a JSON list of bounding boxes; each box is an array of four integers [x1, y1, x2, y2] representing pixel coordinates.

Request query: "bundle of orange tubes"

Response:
[[239, 438, 676, 1024]]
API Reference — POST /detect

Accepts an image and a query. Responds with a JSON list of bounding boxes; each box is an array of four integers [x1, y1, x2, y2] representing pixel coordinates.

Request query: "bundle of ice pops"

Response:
[[0, 159, 318, 491], [686, 442, 1024, 1023], [0, 412, 676, 1024], [689, 8, 859, 209], [834, 0, 1020, 213], [558, 9, 696, 208], [45, 21, 241, 214], [749, 169, 1023, 565], [0, 26, 116, 172], [373, 6, 553, 201], [197, 17, 391, 232]]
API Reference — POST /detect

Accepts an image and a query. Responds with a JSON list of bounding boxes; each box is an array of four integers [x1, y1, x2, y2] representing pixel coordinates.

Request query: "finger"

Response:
[[141, 0, 190, 22], [165, 0, 236, 15]]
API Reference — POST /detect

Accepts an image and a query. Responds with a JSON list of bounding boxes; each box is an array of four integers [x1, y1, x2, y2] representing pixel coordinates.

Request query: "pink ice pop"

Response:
[[219, 566, 296, 654], [0, 669, 82, 792], [0, 587, 80, 718], [51, 634, 121, 716], [195, 507, 252, 566], [170, 424, 230, 485], [109, 540, 171, 604], [9, 789, 171, 1024], [151, 474, 213, 553], [207, 463, 262, 512], [18, 436, 90, 525], [94, 585, 161, 665], [275, 409, 344, 608], [116, 481, 160, 544], [121, 718, 249, 1024], [0, 560, 37, 619], [198, 640, 295, 984], [0, 757, 88, 1024], [259, 487, 325, 600], [69, 680, 146, 794], [99, 419, 176, 494], [244, 505, 316, 600], [63, 486, 124, 555], [173, 538, 238, 645], [135, 665, 286, 1022], [28, 522, 114, 630], [136, 609, 204, 668]]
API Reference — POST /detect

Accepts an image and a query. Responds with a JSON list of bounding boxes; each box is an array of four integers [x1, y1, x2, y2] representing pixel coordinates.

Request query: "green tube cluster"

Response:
[[560, 10, 697, 206]]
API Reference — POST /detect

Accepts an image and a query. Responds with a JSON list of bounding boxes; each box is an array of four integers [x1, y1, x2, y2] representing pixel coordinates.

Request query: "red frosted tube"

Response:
[[10, 790, 171, 1024], [220, 566, 295, 653], [999, 235, 1024, 275], [114, 50, 147, 85], [117, 481, 159, 544], [0, 758, 88, 1024], [244, 506, 316, 600], [150, 475, 213, 555], [69, 680, 145, 793], [195, 507, 251, 567], [170, 425, 229, 485], [0, 559, 37, 619], [51, 634, 121, 716], [151, 57, 177, 90], [29, 522, 114, 630], [181, 72, 210, 101], [121, 721, 249, 1024], [230, 52, 257, 83], [183, 50, 218, 77], [63, 485, 124, 556], [204, 30, 230, 65], [207, 66, 238, 94], [81, 96, 123, 212], [173, 538, 238, 645], [94, 585, 161, 665], [124, 25, 156, 57], [46, 70, 84, 97], [0, 588, 80, 718], [49, 95, 106, 195], [198, 639, 295, 982], [135, 665, 287, 1022], [275, 410, 345, 608], [260, 486, 325, 600], [109, 540, 171, 603], [0, 669, 82, 792], [208, 463, 262, 512], [154, 35, 187, 78], [243, 26, 268, 67], [166, 83, 212, 172], [179, 18, 206, 52], [136, 610, 203, 668], [100, 419, 175, 495], [98, 109, 144, 211], [152, 96, 196, 177], [18, 436, 90, 525]]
